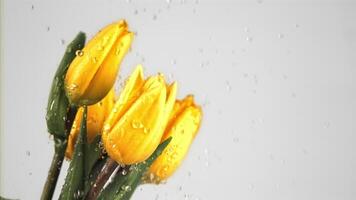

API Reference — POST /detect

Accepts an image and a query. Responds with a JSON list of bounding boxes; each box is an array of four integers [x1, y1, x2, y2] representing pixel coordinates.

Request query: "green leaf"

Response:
[[0, 196, 19, 200], [59, 106, 87, 200], [84, 135, 103, 178], [82, 135, 105, 196], [97, 137, 172, 200], [46, 32, 85, 140]]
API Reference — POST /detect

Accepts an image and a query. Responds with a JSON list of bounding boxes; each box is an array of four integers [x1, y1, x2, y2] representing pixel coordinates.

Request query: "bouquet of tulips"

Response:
[[41, 20, 202, 200]]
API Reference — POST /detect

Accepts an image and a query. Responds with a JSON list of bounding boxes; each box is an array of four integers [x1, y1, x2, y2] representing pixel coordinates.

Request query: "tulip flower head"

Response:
[[146, 95, 202, 183], [102, 65, 177, 165], [65, 20, 133, 106], [65, 89, 115, 159]]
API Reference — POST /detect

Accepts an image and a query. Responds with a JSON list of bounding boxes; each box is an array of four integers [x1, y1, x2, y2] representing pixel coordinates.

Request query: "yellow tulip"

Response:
[[102, 65, 177, 165], [65, 20, 133, 106], [65, 89, 115, 159], [146, 95, 202, 183]]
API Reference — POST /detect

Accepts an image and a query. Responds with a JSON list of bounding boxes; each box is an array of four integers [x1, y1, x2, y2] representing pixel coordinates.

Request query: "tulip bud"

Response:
[[46, 32, 86, 140], [146, 96, 202, 183], [102, 65, 177, 165], [65, 89, 115, 159], [65, 20, 133, 106]]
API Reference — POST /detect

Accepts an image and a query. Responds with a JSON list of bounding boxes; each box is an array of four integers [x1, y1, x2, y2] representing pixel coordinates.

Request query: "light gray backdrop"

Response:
[[1, 0, 356, 199]]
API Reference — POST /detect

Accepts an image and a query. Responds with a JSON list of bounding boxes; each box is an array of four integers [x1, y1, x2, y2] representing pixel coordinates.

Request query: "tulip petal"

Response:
[[65, 20, 127, 105], [103, 65, 144, 133], [65, 90, 115, 159], [81, 31, 134, 104], [149, 106, 202, 181], [103, 76, 166, 164]]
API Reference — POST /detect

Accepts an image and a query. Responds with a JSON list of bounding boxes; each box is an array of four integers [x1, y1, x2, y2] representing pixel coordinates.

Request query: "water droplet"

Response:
[[26, 151, 31, 156], [257, 0, 263, 4], [246, 36, 253, 42], [248, 183, 255, 190], [302, 148, 308, 155], [204, 148, 209, 155], [291, 92, 296, 98], [233, 137, 239, 143], [134, 9, 138, 15], [92, 57, 98, 63], [295, 24, 300, 28], [166, 0, 171, 3], [31, 5, 34, 10], [143, 127, 150, 134], [76, 50, 84, 57], [324, 121, 330, 128], [225, 81, 232, 92], [121, 169, 127, 175], [153, 14, 157, 20], [281, 159, 286, 164], [205, 161, 209, 167], [49, 100, 55, 111], [60, 39, 65, 45], [184, 194, 190, 200], [131, 120, 144, 129], [116, 48, 121, 55], [269, 154, 275, 161], [46, 26, 50, 32], [66, 47, 73, 53], [103, 124, 111, 133], [278, 33, 284, 39]]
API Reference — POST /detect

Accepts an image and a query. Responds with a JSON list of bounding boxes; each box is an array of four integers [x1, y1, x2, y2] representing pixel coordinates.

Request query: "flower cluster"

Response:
[[43, 20, 202, 200]]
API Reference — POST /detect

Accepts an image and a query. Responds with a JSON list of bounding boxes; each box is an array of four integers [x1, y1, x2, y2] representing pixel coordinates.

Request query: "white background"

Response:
[[1, 0, 356, 199]]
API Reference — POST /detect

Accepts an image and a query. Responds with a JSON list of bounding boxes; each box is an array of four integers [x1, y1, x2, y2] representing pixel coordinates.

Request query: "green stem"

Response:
[[85, 158, 119, 200], [40, 149, 65, 200], [41, 106, 77, 200]]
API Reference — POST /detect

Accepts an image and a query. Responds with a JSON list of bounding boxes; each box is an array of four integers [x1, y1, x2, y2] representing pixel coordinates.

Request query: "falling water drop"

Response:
[[233, 137, 239, 143], [324, 121, 331, 128], [225, 81, 232, 92]]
